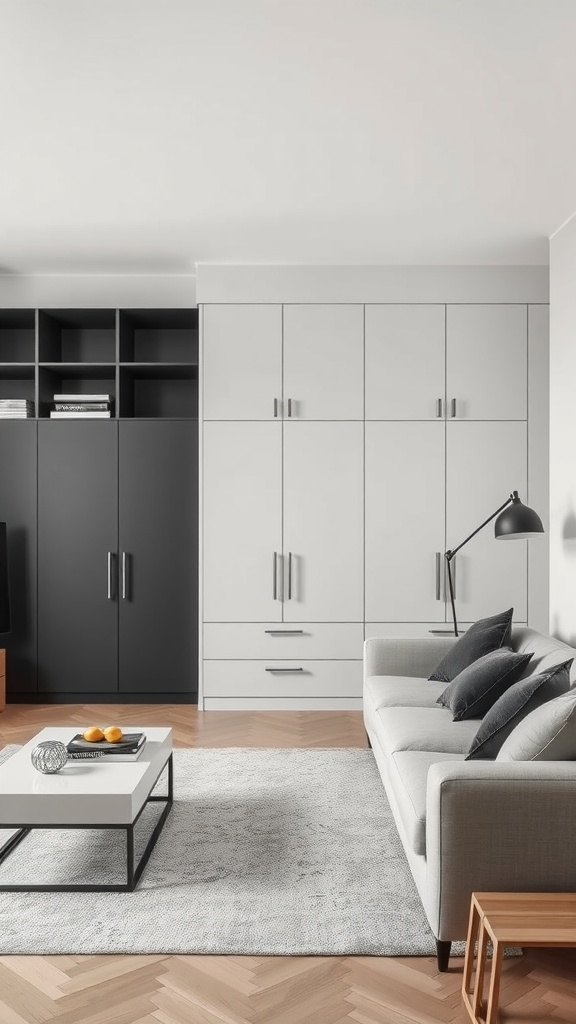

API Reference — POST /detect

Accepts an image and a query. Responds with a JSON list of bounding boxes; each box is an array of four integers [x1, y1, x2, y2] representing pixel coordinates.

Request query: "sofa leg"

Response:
[[365, 730, 372, 749], [436, 939, 451, 972]]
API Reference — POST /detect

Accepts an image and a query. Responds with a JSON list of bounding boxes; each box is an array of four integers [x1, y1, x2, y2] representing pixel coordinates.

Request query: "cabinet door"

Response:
[[0, 422, 37, 697], [365, 305, 446, 419], [446, 305, 527, 420], [119, 422, 197, 696], [283, 422, 363, 621], [365, 422, 446, 622], [447, 422, 528, 621], [283, 305, 364, 419], [203, 422, 282, 622], [37, 422, 118, 695], [203, 304, 282, 420]]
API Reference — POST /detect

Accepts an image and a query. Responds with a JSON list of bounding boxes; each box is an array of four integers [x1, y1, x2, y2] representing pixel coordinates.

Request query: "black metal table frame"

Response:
[[0, 752, 173, 892]]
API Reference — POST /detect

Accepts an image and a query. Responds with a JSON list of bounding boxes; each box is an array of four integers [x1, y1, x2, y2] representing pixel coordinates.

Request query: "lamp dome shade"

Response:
[[495, 493, 544, 540]]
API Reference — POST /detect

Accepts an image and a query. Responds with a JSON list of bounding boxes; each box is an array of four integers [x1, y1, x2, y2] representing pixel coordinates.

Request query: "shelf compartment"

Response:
[[38, 366, 116, 419], [38, 309, 116, 364], [119, 365, 197, 418], [119, 309, 198, 364], [0, 310, 36, 363], [40, 362, 116, 379]]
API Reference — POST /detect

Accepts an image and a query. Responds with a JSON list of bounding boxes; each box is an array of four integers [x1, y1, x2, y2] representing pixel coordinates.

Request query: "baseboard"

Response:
[[6, 693, 198, 705], [203, 697, 363, 710]]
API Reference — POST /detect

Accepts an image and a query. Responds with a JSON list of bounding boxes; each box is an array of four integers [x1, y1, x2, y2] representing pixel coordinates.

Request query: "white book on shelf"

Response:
[[53, 394, 113, 403], [50, 411, 112, 419]]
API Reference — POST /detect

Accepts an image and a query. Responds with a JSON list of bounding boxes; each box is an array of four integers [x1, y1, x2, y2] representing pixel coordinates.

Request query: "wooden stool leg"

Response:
[[472, 921, 489, 1017], [486, 939, 503, 1024], [463, 899, 481, 997]]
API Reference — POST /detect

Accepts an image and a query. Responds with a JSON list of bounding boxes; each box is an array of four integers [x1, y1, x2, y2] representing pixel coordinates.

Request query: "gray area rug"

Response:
[[0, 746, 447, 955]]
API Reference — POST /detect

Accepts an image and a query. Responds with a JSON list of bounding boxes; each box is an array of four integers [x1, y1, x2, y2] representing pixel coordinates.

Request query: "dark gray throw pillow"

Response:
[[466, 659, 573, 760], [429, 608, 513, 683], [437, 649, 533, 721]]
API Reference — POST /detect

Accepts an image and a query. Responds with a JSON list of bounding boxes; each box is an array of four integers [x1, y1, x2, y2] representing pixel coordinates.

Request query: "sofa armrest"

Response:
[[425, 760, 576, 940], [363, 636, 457, 681]]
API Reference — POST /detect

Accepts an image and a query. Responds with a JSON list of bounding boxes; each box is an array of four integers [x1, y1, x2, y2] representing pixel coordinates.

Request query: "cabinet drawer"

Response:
[[203, 623, 363, 660], [203, 660, 362, 698]]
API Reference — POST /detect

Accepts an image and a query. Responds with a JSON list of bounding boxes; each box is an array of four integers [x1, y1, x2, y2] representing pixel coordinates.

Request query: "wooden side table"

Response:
[[0, 649, 5, 711], [462, 892, 576, 1024]]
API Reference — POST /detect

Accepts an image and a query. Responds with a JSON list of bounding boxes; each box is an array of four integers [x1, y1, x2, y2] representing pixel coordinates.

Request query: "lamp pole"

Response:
[[445, 493, 517, 637]]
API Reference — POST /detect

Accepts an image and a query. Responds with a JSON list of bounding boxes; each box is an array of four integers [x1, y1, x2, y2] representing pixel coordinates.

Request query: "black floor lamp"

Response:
[[445, 491, 544, 637]]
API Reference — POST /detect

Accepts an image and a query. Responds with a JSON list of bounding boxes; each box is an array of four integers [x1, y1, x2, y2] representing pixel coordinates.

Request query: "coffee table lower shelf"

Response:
[[0, 753, 173, 893]]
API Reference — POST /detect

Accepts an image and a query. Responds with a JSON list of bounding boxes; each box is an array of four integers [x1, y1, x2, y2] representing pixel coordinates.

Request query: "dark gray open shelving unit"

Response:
[[0, 307, 198, 419]]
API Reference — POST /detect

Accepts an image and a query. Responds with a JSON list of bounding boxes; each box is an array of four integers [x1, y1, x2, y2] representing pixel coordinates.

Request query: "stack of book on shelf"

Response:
[[0, 399, 35, 418], [50, 394, 113, 418], [66, 732, 146, 762]]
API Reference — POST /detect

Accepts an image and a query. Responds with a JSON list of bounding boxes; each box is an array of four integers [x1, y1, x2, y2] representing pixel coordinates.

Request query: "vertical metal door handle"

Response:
[[288, 551, 293, 599], [273, 551, 278, 600], [274, 398, 279, 418], [436, 399, 443, 418], [436, 552, 441, 600], [287, 398, 292, 417], [450, 398, 456, 417], [121, 552, 128, 600], [107, 552, 116, 600]]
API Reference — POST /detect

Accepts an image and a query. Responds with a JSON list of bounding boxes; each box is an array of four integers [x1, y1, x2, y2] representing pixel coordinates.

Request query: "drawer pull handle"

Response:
[[264, 629, 304, 635], [265, 667, 304, 673]]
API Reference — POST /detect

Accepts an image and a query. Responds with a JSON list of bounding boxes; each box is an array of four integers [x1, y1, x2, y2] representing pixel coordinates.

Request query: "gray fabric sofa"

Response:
[[363, 627, 576, 971]]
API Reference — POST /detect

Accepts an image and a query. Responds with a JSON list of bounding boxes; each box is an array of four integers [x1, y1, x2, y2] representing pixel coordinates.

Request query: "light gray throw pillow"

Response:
[[497, 688, 576, 761]]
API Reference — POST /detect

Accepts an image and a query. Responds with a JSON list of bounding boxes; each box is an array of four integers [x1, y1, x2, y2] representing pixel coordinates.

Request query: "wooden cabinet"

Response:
[[365, 305, 446, 420], [118, 422, 197, 695], [200, 297, 544, 709], [203, 422, 283, 622], [283, 304, 364, 419], [0, 422, 37, 699], [365, 422, 446, 622], [446, 421, 529, 621], [37, 419, 197, 700], [283, 422, 364, 621], [202, 304, 282, 420], [446, 305, 527, 420], [37, 422, 119, 696]]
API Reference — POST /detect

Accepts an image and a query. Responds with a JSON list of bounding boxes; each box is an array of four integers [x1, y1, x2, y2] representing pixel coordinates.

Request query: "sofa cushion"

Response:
[[375, 705, 480, 757], [436, 649, 533, 721], [388, 751, 465, 856], [511, 627, 576, 686], [429, 608, 513, 683], [365, 675, 446, 711], [466, 660, 573, 760], [496, 689, 576, 761]]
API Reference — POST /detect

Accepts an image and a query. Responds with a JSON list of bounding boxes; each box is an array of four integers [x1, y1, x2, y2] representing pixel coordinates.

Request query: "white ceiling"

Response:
[[1, 0, 575, 273]]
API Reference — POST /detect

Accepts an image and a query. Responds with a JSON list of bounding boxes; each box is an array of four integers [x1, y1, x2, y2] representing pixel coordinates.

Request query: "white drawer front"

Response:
[[203, 623, 364, 660], [203, 660, 362, 698], [365, 622, 527, 639]]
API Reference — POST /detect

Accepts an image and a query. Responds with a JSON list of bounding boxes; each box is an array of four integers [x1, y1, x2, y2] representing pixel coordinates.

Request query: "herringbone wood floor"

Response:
[[0, 704, 575, 1024]]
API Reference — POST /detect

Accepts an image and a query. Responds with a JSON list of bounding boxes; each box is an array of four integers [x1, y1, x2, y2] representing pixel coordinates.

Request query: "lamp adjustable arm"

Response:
[[445, 494, 515, 562]]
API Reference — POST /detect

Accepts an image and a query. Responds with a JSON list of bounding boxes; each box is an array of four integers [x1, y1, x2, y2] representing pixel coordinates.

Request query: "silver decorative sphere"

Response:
[[31, 740, 68, 774]]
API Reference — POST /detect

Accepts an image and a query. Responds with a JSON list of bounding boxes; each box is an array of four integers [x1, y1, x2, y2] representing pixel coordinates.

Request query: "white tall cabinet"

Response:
[[200, 275, 548, 709]]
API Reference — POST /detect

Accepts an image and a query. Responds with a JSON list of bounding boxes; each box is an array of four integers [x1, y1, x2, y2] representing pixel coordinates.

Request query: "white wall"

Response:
[[0, 274, 196, 308], [550, 219, 576, 643]]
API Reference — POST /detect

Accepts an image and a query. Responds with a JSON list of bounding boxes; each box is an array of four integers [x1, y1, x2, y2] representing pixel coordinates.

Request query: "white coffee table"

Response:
[[0, 726, 173, 892]]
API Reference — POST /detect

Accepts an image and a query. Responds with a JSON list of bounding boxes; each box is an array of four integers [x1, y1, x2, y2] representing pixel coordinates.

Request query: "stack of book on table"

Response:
[[50, 394, 113, 418], [66, 732, 146, 761], [0, 399, 35, 418]]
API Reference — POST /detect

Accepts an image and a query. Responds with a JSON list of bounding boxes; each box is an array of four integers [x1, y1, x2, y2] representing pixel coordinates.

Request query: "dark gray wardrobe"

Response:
[[0, 308, 198, 703]]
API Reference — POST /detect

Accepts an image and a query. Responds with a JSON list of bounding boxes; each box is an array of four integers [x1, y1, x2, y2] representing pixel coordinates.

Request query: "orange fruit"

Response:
[[103, 726, 123, 743], [83, 726, 105, 742]]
